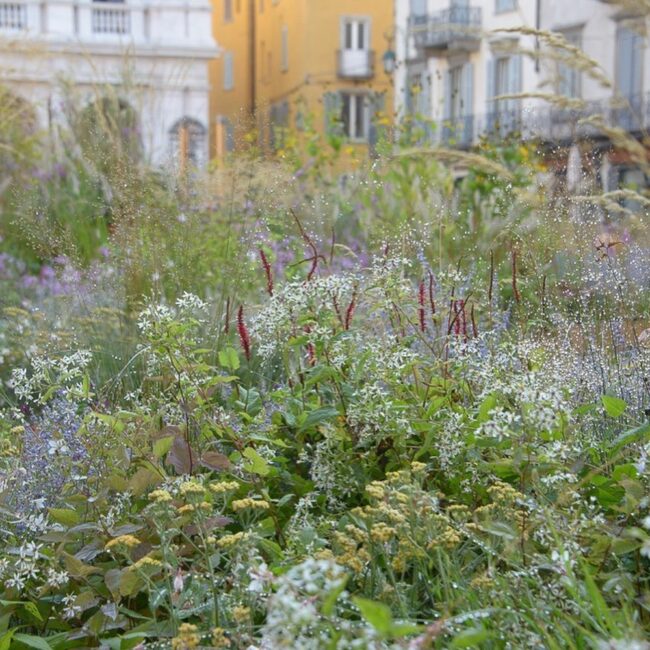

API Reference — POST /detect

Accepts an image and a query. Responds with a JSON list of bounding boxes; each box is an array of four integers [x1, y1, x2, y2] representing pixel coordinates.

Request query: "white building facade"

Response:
[[0, 0, 218, 166], [394, 0, 649, 158]]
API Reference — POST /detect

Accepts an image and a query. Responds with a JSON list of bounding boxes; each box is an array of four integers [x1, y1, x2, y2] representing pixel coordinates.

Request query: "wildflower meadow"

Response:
[[1, 73, 650, 650]]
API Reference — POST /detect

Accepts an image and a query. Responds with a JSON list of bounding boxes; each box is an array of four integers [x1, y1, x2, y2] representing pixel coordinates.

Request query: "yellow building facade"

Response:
[[210, 0, 394, 159]]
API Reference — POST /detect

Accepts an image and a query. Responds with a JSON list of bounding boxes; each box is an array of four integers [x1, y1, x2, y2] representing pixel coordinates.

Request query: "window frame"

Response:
[[495, 0, 517, 14], [340, 92, 370, 142], [223, 51, 234, 91], [224, 0, 233, 22], [555, 26, 583, 99], [340, 16, 371, 52], [281, 24, 289, 72]]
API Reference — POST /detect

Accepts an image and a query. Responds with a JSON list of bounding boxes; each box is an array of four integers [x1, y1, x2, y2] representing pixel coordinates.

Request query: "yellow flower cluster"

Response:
[[428, 527, 462, 550], [365, 481, 385, 500], [105, 534, 140, 551], [131, 556, 163, 571], [232, 605, 250, 623], [210, 481, 239, 494], [171, 623, 201, 650], [179, 481, 205, 497], [487, 481, 523, 504], [231, 498, 270, 512], [178, 501, 212, 515], [370, 522, 397, 543], [149, 489, 173, 503], [211, 627, 231, 648], [470, 573, 495, 590], [217, 532, 249, 548]]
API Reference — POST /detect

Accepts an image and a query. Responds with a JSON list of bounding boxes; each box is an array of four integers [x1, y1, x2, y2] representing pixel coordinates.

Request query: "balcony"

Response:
[[410, 6, 482, 54], [91, 3, 130, 35], [0, 0, 216, 51], [0, 2, 27, 30], [427, 92, 650, 149], [337, 49, 375, 80]]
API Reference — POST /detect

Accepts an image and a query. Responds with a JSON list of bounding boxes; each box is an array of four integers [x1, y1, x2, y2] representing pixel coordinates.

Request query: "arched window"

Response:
[[75, 96, 142, 170], [0, 87, 38, 180], [169, 117, 206, 168]]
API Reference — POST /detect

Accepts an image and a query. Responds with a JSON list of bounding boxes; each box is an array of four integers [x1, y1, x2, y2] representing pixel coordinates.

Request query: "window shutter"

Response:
[[410, 0, 427, 16], [462, 62, 473, 144], [368, 92, 385, 155], [486, 58, 495, 131], [324, 92, 343, 136], [616, 27, 634, 99], [510, 54, 522, 94], [443, 69, 452, 120], [223, 52, 234, 90], [461, 62, 473, 117]]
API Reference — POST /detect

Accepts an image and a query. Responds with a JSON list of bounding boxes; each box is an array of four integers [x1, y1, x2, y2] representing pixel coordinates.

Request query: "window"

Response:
[[223, 51, 234, 90], [341, 93, 369, 141], [270, 101, 289, 150], [496, 0, 516, 13], [557, 28, 582, 98], [444, 63, 473, 144], [410, 0, 427, 17], [615, 22, 644, 130], [616, 23, 644, 100], [281, 25, 288, 71], [406, 70, 430, 116], [487, 53, 522, 132], [224, 0, 232, 22], [342, 18, 370, 51], [170, 118, 206, 167]]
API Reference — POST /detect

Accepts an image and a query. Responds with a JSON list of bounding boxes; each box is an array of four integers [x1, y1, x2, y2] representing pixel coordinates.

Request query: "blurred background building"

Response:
[[210, 0, 394, 158], [0, 0, 217, 166], [393, 0, 648, 188]]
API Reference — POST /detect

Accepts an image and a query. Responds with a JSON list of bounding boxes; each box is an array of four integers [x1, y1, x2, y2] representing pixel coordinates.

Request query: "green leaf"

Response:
[[119, 569, 144, 597], [298, 407, 339, 433], [601, 395, 627, 418], [477, 393, 498, 423], [21, 602, 43, 623], [48, 508, 80, 527], [62, 552, 101, 579], [0, 629, 16, 650], [353, 597, 393, 636], [13, 634, 52, 650], [153, 435, 175, 459], [322, 576, 348, 617], [609, 422, 650, 455], [450, 627, 492, 648], [242, 447, 270, 476], [218, 347, 240, 371]]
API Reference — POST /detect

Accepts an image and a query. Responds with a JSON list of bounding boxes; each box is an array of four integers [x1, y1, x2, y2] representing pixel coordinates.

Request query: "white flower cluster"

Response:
[[250, 274, 358, 360], [259, 557, 383, 650], [9, 350, 92, 403]]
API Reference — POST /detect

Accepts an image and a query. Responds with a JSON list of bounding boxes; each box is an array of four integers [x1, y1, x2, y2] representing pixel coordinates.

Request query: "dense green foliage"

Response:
[[1, 79, 650, 649]]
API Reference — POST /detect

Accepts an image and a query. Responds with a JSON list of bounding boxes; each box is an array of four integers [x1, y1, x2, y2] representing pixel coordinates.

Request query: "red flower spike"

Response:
[[418, 280, 426, 333], [237, 305, 251, 362], [259, 249, 274, 296], [428, 271, 436, 315], [345, 291, 357, 331]]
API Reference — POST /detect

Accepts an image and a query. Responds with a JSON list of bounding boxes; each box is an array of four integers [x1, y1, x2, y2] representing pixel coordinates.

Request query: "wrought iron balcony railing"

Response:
[[409, 6, 482, 53], [0, 2, 26, 29], [411, 92, 650, 149], [91, 3, 130, 35], [337, 49, 375, 80]]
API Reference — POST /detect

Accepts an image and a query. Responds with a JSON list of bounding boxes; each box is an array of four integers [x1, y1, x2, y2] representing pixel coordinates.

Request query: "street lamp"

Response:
[[382, 49, 397, 75]]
